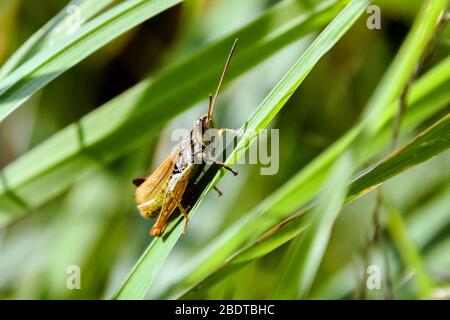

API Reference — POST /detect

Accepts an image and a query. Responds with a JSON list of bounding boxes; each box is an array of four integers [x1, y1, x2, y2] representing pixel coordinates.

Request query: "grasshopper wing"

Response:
[[135, 149, 179, 218], [150, 165, 194, 237]]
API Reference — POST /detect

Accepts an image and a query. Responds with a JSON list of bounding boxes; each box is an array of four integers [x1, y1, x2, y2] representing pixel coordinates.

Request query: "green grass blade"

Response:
[[272, 153, 353, 299], [311, 181, 450, 299], [180, 113, 450, 299], [347, 113, 450, 201], [113, 0, 369, 300], [156, 2, 450, 296], [157, 19, 450, 299], [0, 0, 346, 224], [0, 0, 182, 122], [408, 185, 450, 248], [361, 0, 449, 136], [272, 3, 450, 292], [0, 0, 115, 80], [385, 203, 435, 298]]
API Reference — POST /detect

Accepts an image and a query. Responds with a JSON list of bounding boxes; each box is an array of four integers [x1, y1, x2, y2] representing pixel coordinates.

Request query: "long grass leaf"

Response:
[[310, 180, 450, 299], [361, 0, 448, 135], [180, 113, 450, 299], [0, 0, 345, 224], [156, 0, 450, 294], [113, 0, 369, 300], [272, 154, 353, 299], [0, 0, 182, 122], [0, 0, 115, 80], [269, 0, 449, 291]]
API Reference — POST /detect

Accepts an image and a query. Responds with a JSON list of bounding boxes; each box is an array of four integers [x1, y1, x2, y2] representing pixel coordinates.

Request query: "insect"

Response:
[[134, 39, 239, 237]]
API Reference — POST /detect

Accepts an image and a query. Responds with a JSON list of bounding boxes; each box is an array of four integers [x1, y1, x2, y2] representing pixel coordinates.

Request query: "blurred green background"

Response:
[[0, 0, 449, 299]]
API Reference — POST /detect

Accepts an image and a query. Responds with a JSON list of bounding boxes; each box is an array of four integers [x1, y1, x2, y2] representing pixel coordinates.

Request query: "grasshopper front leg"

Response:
[[197, 152, 238, 176]]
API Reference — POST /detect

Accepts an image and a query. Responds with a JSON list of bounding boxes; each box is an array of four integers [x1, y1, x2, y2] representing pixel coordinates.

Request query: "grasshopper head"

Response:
[[201, 114, 215, 131], [193, 115, 216, 146]]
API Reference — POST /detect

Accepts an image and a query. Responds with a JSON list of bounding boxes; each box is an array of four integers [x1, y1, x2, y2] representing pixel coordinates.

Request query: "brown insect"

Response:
[[134, 39, 239, 237]]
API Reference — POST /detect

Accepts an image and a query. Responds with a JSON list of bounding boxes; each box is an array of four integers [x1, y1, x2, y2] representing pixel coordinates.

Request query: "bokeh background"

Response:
[[0, 0, 449, 299]]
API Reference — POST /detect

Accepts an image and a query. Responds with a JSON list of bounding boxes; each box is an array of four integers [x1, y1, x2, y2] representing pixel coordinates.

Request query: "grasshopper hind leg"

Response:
[[150, 195, 190, 237], [173, 197, 190, 235]]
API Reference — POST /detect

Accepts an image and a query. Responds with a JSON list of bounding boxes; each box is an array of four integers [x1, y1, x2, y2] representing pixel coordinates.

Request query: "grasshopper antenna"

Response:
[[207, 38, 238, 121]]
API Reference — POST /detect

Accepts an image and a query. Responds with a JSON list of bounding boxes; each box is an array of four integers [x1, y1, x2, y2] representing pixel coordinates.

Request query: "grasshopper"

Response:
[[134, 39, 238, 237]]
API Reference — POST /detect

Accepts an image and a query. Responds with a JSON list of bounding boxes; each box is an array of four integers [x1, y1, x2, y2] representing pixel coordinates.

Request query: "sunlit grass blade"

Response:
[[360, 0, 449, 136], [113, 0, 370, 300], [385, 202, 435, 299], [347, 113, 450, 201], [0, 0, 183, 122], [407, 184, 450, 247], [156, 0, 450, 296], [0, 0, 346, 224], [272, 153, 353, 299], [311, 180, 450, 299], [180, 113, 450, 299], [0, 0, 115, 80]]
